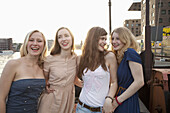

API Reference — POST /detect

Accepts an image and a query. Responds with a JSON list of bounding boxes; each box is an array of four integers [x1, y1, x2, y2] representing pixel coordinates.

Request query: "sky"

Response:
[[0, 0, 141, 44]]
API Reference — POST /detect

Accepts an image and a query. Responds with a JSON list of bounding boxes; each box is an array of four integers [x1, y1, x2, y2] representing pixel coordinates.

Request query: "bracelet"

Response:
[[105, 96, 114, 103], [115, 96, 122, 105]]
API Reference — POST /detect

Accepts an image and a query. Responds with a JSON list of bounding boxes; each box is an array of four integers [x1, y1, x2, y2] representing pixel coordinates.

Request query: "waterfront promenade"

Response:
[[0, 50, 82, 76], [0, 52, 20, 76], [0, 51, 169, 113]]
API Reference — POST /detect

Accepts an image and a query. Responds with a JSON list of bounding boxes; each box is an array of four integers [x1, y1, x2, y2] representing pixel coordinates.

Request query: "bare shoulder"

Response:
[[5, 58, 21, 68], [105, 51, 116, 60], [105, 51, 117, 68], [1, 58, 21, 80]]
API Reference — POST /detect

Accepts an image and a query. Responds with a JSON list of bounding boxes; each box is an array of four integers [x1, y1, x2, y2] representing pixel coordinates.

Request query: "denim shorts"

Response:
[[76, 103, 102, 113]]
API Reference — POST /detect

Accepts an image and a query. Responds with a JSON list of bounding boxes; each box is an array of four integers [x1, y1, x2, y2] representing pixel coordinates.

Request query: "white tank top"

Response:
[[79, 65, 110, 107]]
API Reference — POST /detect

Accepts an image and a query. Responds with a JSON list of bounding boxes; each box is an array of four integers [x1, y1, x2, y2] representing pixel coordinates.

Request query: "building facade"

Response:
[[0, 38, 13, 50], [47, 39, 54, 51], [124, 19, 142, 37], [141, 0, 170, 34], [128, 2, 141, 11]]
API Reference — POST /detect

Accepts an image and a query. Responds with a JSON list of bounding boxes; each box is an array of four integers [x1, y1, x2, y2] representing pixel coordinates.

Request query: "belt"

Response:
[[78, 100, 101, 112], [116, 86, 126, 96]]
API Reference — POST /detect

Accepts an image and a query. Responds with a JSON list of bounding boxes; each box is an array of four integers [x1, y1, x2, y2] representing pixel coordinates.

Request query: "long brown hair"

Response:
[[77, 27, 108, 78], [50, 27, 74, 55], [111, 27, 139, 64]]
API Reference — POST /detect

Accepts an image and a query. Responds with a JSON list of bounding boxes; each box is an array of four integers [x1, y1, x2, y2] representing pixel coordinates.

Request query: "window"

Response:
[[159, 18, 163, 23], [158, 2, 163, 7], [152, 4, 155, 8], [152, 20, 154, 24], [152, 12, 154, 17], [142, 6, 145, 10], [169, 17, 170, 22], [136, 24, 138, 27], [132, 24, 134, 27], [161, 10, 166, 15], [126, 24, 129, 27], [169, 10, 170, 15], [136, 28, 138, 30], [169, 2, 170, 7]]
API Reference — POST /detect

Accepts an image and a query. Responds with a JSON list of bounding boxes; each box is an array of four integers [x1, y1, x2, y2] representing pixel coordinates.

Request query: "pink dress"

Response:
[[38, 54, 77, 113]]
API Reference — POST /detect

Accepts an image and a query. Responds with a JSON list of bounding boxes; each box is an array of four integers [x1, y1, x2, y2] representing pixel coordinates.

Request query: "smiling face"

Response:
[[111, 32, 124, 51], [27, 32, 45, 56], [57, 28, 72, 51], [98, 35, 107, 52]]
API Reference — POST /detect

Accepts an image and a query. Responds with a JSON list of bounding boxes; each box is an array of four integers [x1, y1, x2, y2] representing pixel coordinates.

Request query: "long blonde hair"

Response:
[[111, 27, 139, 64], [77, 27, 108, 78], [20, 30, 47, 67]]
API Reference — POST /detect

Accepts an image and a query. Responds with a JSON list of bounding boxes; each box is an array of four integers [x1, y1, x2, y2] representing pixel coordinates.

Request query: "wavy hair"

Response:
[[50, 27, 74, 55], [20, 30, 48, 67], [111, 27, 139, 64], [77, 27, 108, 78]]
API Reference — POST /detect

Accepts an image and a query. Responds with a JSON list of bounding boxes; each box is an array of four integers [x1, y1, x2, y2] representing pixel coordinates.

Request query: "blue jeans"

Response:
[[76, 103, 102, 113]]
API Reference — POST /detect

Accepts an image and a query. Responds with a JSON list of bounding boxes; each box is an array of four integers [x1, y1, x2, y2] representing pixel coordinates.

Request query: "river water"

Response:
[[0, 50, 82, 77], [0, 52, 20, 76]]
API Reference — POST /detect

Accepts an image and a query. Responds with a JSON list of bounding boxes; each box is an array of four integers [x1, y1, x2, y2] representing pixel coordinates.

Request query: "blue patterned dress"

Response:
[[6, 79, 45, 113], [114, 48, 142, 113]]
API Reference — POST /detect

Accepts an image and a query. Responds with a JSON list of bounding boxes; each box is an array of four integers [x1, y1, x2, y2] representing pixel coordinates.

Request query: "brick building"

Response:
[[124, 19, 142, 37], [47, 39, 54, 51], [0, 38, 13, 50], [141, 0, 170, 34]]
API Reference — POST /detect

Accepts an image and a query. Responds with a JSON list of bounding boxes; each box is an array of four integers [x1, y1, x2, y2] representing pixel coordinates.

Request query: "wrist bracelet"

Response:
[[105, 96, 114, 103], [115, 96, 122, 105]]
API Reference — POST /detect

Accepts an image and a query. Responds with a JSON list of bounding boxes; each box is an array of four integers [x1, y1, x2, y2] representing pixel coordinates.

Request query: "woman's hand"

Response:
[[46, 81, 55, 93], [103, 98, 114, 113], [74, 76, 83, 88], [111, 99, 119, 112]]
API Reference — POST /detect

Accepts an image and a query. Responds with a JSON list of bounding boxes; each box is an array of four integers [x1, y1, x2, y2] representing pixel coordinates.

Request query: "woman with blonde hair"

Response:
[[0, 30, 47, 113], [76, 26, 118, 113], [111, 27, 144, 113], [38, 27, 82, 113]]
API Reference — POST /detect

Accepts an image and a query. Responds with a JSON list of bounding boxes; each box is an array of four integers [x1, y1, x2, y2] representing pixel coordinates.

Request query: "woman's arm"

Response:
[[103, 52, 118, 113], [74, 55, 83, 87], [113, 61, 144, 107], [74, 76, 83, 87], [44, 71, 55, 93], [43, 57, 55, 93], [0, 60, 17, 113]]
